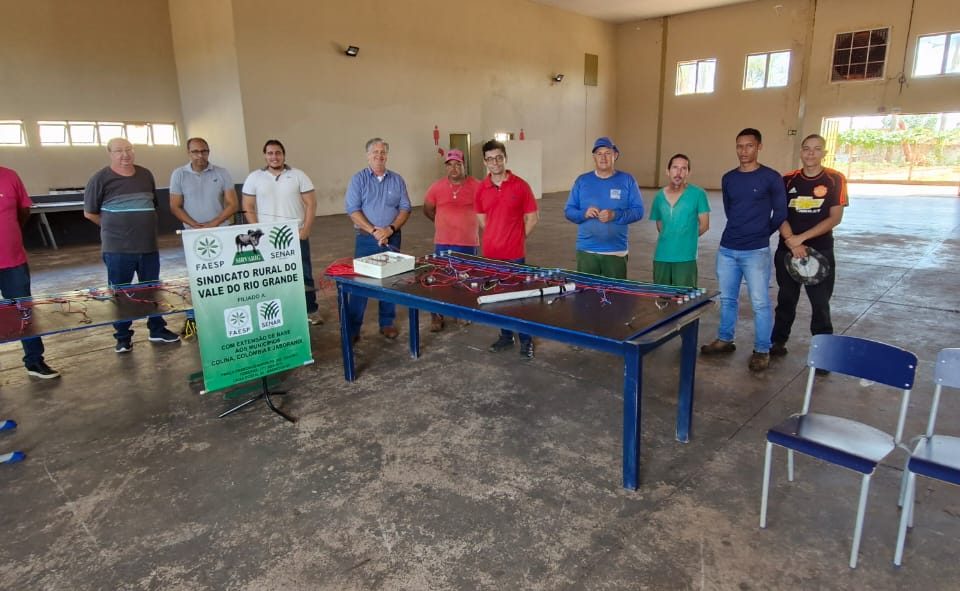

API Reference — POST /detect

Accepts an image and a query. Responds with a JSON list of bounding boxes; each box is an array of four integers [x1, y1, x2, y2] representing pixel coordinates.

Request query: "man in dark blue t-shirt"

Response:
[[700, 128, 787, 372]]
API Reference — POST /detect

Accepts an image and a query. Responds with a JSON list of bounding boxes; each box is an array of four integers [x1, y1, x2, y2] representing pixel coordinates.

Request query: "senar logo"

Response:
[[270, 225, 295, 250], [257, 299, 284, 330]]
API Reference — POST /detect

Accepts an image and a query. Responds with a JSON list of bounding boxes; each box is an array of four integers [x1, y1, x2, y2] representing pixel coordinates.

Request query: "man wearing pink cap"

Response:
[[423, 149, 480, 332]]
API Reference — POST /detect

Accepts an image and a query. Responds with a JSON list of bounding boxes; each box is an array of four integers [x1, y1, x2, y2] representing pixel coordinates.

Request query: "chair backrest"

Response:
[[925, 348, 960, 437], [935, 348, 960, 389], [803, 334, 918, 443], [808, 334, 917, 389]]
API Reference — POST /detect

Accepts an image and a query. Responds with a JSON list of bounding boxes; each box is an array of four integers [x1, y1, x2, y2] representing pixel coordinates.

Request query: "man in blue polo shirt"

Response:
[[344, 138, 412, 342], [169, 137, 238, 338], [701, 128, 787, 372], [564, 136, 644, 279]]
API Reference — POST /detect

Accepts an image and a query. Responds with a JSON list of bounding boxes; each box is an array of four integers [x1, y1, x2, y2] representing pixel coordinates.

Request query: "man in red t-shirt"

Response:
[[474, 139, 539, 358], [0, 166, 59, 379], [423, 149, 480, 332]]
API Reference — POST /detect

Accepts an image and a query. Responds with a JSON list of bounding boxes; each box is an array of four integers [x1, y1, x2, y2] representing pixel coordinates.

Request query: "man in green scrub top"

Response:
[[649, 154, 711, 287]]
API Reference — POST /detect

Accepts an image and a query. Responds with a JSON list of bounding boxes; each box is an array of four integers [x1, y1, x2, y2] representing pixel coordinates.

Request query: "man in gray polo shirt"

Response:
[[170, 137, 238, 339], [241, 139, 321, 324], [84, 137, 181, 353]]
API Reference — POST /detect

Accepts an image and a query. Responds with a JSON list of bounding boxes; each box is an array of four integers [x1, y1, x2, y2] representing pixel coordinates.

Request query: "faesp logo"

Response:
[[193, 234, 222, 261]]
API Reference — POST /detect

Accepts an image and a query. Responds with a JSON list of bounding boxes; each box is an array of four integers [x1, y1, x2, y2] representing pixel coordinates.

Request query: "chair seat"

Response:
[[767, 413, 896, 475], [909, 435, 960, 486]]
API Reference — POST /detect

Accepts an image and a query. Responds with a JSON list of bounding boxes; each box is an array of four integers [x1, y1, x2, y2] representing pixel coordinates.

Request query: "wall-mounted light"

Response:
[[345, 45, 360, 57], [551, 73, 565, 83]]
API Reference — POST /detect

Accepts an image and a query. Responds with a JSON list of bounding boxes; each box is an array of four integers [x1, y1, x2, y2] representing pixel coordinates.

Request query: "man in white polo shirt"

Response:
[[241, 139, 321, 324], [169, 137, 239, 338]]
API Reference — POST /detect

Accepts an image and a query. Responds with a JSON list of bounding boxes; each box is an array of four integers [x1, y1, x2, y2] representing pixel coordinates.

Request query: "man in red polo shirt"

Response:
[[0, 166, 59, 378], [475, 139, 539, 359], [423, 149, 480, 332]]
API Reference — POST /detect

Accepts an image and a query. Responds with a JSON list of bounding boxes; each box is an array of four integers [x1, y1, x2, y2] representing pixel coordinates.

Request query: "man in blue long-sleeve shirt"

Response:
[[701, 128, 787, 372], [564, 137, 644, 278]]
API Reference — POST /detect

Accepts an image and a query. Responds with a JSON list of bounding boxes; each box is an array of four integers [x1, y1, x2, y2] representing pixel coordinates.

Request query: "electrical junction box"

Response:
[[353, 252, 415, 278]]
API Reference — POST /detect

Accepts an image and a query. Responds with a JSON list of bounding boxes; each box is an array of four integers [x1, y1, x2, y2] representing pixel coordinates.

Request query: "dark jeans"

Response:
[[772, 246, 836, 345], [346, 231, 401, 337], [0, 263, 44, 366], [103, 252, 167, 340], [499, 258, 532, 346], [435, 244, 477, 256], [301, 238, 318, 313]]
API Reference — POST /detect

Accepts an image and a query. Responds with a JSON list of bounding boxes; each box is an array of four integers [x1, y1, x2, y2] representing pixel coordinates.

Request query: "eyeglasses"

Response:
[[110, 148, 134, 155], [483, 155, 505, 163], [189, 149, 210, 155]]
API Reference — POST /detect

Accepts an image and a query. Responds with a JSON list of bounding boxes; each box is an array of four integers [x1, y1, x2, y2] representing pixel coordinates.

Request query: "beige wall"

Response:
[[0, 0, 185, 194], [615, 18, 665, 186], [229, 0, 617, 215], [617, 1, 808, 189], [615, 0, 960, 189], [802, 0, 960, 134], [168, 0, 249, 183]]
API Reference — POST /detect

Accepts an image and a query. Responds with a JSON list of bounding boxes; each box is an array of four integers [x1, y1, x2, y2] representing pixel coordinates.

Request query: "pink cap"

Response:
[[444, 149, 465, 163]]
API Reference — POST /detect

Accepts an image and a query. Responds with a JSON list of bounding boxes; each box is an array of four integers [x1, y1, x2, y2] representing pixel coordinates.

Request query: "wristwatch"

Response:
[[389, 224, 397, 233]]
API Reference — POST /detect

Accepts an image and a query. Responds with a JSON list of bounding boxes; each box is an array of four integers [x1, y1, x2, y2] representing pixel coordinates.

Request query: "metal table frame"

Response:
[[30, 201, 86, 250], [332, 275, 713, 490]]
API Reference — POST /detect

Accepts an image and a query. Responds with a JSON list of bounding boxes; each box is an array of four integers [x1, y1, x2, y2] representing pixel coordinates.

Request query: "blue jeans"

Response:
[[302, 238, 318, 313], [346, 232, 401, 337], [103, 252, 167, 340], [499, 258, 532, 346], [716, 246, 772, 353], [0, 263, 45, 366]]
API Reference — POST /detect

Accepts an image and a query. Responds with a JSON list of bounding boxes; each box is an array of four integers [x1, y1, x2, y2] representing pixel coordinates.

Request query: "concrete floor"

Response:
[[1, 184, 958, 590]]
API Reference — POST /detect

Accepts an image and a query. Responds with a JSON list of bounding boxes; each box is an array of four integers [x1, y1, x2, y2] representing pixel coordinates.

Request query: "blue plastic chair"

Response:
[[759, 334, 917, 568], [894, 348, 960, 566]]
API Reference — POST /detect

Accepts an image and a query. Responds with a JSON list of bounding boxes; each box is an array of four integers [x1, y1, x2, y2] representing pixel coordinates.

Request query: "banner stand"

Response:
[[217, 375, 296, 423]]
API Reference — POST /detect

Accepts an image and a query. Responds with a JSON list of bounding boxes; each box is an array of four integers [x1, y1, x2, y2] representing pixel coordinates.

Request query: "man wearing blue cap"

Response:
[[564, 137, 644, 278]]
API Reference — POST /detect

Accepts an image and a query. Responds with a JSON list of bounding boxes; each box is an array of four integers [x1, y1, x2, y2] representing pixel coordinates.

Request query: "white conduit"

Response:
[[477, 282, 577, 305]]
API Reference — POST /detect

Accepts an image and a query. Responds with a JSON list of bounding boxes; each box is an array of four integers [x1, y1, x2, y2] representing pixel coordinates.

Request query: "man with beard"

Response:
[[649, 154, 710, 287]]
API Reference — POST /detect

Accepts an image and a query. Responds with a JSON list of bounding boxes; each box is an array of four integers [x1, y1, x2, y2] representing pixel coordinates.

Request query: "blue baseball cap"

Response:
[[592, 136, 619, 154]]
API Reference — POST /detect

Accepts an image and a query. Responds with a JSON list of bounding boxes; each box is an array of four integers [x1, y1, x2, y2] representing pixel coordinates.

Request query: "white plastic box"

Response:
[[353, 252, 416, 278]]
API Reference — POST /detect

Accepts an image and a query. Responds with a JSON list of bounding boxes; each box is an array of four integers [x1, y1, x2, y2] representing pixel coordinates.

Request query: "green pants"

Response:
[[576, 251, 628, 279], [653, 260, 698, 287]]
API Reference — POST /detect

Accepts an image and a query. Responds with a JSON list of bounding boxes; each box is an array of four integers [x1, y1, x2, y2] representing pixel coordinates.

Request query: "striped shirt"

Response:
[[84, 165, 159, 253]]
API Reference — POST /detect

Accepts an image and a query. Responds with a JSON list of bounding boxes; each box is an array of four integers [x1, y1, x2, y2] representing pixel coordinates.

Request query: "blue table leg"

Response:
[[622, 342, 642, 490], [409, 308, 420, 358], [337, 284, 356, 381], [676, 318, 699, 443]]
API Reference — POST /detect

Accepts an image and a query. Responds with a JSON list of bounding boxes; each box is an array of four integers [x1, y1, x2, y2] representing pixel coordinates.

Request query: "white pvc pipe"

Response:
[[477, 282, 576, 305]]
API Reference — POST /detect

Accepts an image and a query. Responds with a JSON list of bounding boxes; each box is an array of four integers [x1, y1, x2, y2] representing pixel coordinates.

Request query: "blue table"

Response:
[[330, 254, 716, 490]]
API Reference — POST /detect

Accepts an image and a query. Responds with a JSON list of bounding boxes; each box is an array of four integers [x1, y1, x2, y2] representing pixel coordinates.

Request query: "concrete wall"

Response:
[[615, 0, 960, 189], [168, 0, 249, 183], [0, 0, 185, 194], [228, 0, 617, 215], [615, 18, 665, 187], [803, 0, 960, 131]]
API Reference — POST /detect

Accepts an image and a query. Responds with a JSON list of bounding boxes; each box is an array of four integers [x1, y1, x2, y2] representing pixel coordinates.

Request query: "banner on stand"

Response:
[[182, 222, 313, 393]]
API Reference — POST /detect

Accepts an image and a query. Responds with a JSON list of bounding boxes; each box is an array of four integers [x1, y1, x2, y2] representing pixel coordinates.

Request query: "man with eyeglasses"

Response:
[[423, 149, 479, 332], [564, 136, 644, 279], [84, 137, 181, 353], [241, 139, 321, 325], [344, 138, 412, 342], [475, 139, 539, 359], [169, 137, 238, 338]]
